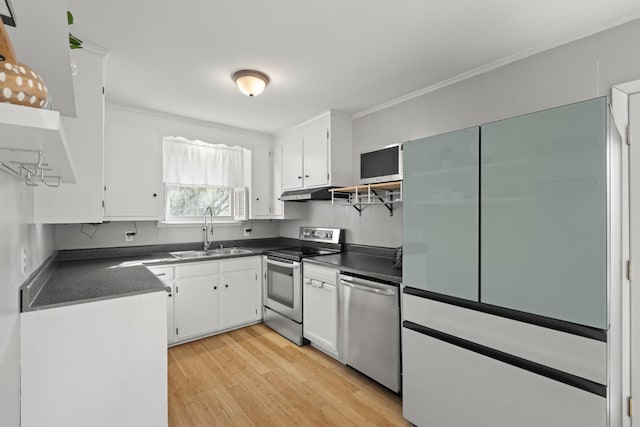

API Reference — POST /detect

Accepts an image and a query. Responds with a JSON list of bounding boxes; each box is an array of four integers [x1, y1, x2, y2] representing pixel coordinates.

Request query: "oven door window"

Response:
[[267, 263, 295, 308]]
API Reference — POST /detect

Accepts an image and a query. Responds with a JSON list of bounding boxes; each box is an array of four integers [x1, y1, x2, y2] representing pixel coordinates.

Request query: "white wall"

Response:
[[55, 104, 279, 250], [55, 219, 279, 250], [0, 174, 55, 427], [281, 17, 640, 248], [351, 19, 640, 162], [279, 201, 402, 247]]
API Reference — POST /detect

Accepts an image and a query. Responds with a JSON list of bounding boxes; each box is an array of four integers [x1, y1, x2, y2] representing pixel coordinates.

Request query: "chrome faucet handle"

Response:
[[219, 243, 224, 250]]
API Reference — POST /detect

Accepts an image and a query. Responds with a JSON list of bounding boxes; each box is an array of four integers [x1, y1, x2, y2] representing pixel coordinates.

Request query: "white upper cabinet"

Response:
[[33, 49, 107, 224], [250, 145, 273, 218], [282, 137, 304, 190], [273, 110, 352, 217], [302, 129, 329, 188], [278, 110, 351, 192], [103, 117, 164, 220]]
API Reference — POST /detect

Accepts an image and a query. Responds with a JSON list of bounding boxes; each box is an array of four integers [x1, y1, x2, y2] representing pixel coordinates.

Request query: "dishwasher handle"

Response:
[[340, 277, 397, 296], [305, 279, 324, 288]]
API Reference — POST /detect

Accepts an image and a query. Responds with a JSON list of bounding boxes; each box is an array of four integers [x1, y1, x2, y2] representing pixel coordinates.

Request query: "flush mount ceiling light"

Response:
[[232, 69, 270, 97]]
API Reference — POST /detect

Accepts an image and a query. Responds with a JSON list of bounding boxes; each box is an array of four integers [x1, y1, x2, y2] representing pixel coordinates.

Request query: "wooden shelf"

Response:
[[330, 180, 402, 216], [0, 102, 76, 183], [331, 181, 402, 193]]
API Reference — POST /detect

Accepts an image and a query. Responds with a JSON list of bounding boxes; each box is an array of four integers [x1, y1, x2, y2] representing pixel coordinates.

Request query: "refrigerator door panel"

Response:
[[480, 97, 607, 329], [403, 127, 479, 301], [402, 327, 606, 427]]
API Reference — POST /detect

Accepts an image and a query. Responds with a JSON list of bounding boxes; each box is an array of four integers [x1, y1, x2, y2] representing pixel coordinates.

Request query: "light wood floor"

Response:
[[168, 323, 410, 426]]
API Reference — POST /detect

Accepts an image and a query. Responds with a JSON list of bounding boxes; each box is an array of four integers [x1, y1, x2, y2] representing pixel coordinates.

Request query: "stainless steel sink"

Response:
[[169, 250, 212, 259], [209, 248, 253, 255], [170, 248, 252, 259]]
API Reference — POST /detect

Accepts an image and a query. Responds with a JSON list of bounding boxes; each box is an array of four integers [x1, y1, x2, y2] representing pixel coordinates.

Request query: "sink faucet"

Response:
[[203, 206, 214, 251]]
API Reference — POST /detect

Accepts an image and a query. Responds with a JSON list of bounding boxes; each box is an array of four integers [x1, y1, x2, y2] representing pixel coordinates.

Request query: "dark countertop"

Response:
[[304, 251, 402, 285], [23, 239, 401, 311], [29, 256, 170, 310], [23, 239, 290, 312]]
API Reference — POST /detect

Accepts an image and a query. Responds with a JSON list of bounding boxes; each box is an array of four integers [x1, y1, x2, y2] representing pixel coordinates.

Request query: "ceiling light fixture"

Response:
[[232, 69, 270, 97]]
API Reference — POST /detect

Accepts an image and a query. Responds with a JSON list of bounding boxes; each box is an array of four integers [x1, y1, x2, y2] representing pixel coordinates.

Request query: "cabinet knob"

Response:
[[305, 174, 310, 178], [225, 284, 229, 288], [153, 193, 157, 197], [256, 197, 260, 201], [213, 286, 217, 290], [298, 176, 302, 179]]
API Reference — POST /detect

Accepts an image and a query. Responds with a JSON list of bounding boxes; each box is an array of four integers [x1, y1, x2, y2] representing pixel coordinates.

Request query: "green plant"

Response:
[[67, 11, 82, 49]]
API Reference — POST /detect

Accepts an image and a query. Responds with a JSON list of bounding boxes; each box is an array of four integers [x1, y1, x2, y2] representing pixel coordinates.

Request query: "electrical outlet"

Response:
[[20, 248, 27, 273], [243, 228, 252, 237], [125, 231, 134, 242]]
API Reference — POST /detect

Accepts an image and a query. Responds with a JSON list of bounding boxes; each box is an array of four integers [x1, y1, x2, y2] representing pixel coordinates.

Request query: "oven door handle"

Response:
[[265, 258, 300, 269]]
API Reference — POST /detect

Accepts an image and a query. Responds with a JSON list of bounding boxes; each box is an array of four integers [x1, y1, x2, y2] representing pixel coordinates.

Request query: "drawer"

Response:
[[175, 261, 219, 278], [403, 294, 607, 385], [402, 327, 606, 427], [221, 256, 260, 272], [303, 263, 338, 285], [147, 266, 174, 281]]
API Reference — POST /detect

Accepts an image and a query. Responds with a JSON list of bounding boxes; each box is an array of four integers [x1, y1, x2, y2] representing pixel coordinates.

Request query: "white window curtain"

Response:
[[162, 136, 244, 186]]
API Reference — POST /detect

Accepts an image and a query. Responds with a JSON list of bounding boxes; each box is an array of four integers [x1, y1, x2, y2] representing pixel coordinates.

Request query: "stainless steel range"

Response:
[[262, 227, 344, 345]]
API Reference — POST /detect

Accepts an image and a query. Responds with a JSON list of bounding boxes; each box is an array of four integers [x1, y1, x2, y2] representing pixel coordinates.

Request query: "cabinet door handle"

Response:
[[306, 279, 323, 288], [156, 273, 166, 277]]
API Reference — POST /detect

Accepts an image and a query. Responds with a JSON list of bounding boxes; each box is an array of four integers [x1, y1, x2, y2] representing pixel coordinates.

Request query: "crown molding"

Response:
[[353, 12, 640, 120]]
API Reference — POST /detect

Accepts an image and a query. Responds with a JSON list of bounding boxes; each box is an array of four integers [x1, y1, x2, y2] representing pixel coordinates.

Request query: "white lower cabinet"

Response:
[[303, 263, 340, 359], [176, 275, 221, 340], [147, 265, 176, 344], [221, 269, 260, 329], [169, 256, 261, 344], [21, 292, 167, 427], [402, 327, 607, 427]]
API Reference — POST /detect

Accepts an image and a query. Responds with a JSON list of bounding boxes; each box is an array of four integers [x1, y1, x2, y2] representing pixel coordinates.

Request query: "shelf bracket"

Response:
[[351, 205, 363, 216], [0, 148, 61, 187], [371, 190, 394, 216]]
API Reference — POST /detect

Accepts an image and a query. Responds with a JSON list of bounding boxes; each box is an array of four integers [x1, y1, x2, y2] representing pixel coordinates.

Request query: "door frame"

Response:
[[612, 81, 638, 426]]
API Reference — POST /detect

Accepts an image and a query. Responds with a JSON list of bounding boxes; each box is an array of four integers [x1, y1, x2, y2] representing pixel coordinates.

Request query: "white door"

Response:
[[630, 92, 640, 423], [104, 120, 164, 219], [282, 138, 303, 190], [175, 275, 220, 340], [33, 50, 105, 223], [303, 280, 338, 353], [220, 269, 258, 329], [166, 284, 176, 344], [251, 146, 272, 217], [302, 129, 329, 188]]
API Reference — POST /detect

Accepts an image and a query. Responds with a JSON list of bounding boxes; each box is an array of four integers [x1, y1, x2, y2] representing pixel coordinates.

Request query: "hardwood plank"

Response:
[[168, 323, 409, 427]]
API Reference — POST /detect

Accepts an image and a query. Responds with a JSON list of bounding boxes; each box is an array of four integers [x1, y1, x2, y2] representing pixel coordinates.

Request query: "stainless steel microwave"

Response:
[[359, 144, 403, 184]]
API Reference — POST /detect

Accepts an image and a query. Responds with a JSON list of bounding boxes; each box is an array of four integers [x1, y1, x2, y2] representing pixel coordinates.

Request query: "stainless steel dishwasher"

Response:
[[340, 274, 400, 393]]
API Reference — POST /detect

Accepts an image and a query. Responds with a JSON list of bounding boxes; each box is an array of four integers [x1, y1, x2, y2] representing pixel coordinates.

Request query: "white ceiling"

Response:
[[67, 0, 640, 134]]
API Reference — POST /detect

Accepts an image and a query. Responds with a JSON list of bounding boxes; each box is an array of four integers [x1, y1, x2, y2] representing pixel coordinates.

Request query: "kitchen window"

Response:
[[162, 136, 249, 223], [165, 184, 232, 220]]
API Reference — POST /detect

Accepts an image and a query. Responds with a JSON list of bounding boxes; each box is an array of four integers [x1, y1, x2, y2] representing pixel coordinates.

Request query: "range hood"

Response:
[[280, 187, 345, 201]]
